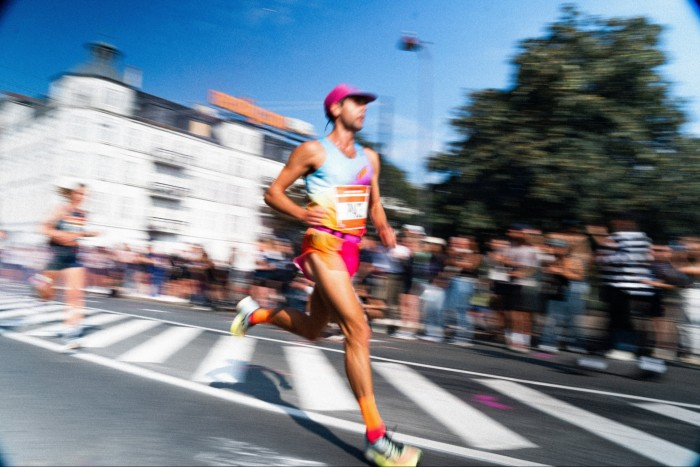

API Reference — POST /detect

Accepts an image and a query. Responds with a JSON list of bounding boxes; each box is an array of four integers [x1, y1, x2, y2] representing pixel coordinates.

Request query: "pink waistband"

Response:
[[313, 226, 362, 244]]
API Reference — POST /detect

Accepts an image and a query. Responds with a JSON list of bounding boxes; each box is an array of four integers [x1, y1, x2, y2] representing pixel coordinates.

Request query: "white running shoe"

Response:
[[364, 434, 422, 467], [230, 296, 260, 336]]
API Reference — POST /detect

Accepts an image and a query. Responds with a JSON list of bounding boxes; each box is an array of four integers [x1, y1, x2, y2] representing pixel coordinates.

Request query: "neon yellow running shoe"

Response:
[[364, 434, 422, 466], [230, 296, 260, 336]]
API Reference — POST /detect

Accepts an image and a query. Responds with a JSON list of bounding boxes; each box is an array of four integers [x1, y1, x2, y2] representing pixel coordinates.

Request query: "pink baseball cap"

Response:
[[324, 83, 377, 118]]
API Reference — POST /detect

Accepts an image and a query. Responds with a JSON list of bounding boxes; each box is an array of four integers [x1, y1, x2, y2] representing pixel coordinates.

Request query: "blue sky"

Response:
[[1, 0, 699, 184]]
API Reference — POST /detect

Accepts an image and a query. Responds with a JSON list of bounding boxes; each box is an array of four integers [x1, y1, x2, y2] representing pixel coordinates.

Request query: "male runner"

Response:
[[231, 83, 422, 466]]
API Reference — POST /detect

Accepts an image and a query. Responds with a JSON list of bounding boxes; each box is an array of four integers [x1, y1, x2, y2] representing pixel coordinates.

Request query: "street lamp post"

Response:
[[398, 33, 434, 234]]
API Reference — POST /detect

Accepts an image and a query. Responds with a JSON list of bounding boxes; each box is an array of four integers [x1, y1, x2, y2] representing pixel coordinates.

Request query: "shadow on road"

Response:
[[211, 364, 368, 465]]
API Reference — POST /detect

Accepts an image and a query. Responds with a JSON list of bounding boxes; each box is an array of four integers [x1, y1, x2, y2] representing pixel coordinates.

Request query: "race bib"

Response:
[[62, 215, 86, 233], [335, 185, 369, 230]]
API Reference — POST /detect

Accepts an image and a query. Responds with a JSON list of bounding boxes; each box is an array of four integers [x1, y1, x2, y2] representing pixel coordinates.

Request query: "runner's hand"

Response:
[[303, 206, 326, 226], [378, 225, 396, 248]]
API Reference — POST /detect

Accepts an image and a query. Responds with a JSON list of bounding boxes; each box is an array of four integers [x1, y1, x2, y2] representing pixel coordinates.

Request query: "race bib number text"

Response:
[[335, 185, 370, 230]]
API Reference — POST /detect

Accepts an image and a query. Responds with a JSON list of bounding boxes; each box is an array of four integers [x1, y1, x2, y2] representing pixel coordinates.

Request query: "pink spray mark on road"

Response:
[[532, 352, 557, 359], [472, 394, 513, 410]]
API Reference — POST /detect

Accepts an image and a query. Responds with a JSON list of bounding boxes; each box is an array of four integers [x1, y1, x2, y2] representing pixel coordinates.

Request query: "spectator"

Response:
[[390, 232, 419, 338], [188, 245, 211, 306], [354, 235, 388, 322], [119, 244, 138, 292], [485, 237, 512, 345], [251, 238, 290, 308], [498, 224, 540, 352], [643, 244, 692, 360], [284, 270, 315, 312], [677, 240, 700, 363], [166, 251, 192, 299], [595, 214, 655, 360], [367, 236, 406, 333], [537, 238, 587, 353], [419, 273, 449, 342], [441, 236, 482, 347], [468, 251, 498, 340], [146, 245, 169, 298], [132, 245, 153, 296], [201, 249, 228, 309]]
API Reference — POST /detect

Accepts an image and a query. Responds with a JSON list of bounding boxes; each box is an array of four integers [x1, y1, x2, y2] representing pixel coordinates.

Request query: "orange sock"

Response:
[[359, 395, 386, 443], [249, 307, 274, 325]]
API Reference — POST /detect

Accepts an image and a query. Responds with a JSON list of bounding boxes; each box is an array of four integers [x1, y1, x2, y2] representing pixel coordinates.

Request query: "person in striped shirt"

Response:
[[594, 214, 654, 360]]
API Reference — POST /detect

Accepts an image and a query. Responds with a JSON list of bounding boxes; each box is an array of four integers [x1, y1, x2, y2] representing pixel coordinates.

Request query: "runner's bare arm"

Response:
[[264, 140, 326, 226], [365, 148, 396, 248]]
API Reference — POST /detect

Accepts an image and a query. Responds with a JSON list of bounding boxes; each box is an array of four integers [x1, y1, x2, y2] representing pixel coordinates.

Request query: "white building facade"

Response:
[[0, 43, 310, 265]]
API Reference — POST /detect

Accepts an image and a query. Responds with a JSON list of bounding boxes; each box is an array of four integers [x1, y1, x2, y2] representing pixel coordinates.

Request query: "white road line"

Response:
[[83, 313, 130, 326], [81, 319, 160, 348], [119, 326, 202, 363], [192, 336, 255, 384], [633, 402, 700, 427], [478, 379, 697, 467], [283, 346, 356, 412], [141, 308, 168, 313], [374, 362, 535, 450]]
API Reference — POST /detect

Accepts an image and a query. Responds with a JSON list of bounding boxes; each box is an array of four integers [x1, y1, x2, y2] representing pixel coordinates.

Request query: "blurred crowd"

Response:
[[0, 242, 234, 309], [2, 220, 700, 363]]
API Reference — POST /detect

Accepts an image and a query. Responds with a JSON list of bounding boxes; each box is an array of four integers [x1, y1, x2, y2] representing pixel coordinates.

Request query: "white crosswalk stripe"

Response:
[[27, 312, 127, 336], [633, 402, 700, 427], [283, 346, 357, 411], [0, 303, 65, 318], [192, 336, 255, 384], [21, 307, 100, 325], [478, 379, 697, 467], [0, 298, 35, 307], [81, 319, 160, 348], [119, 326, 202, 363], [374, 362, 535, 450]]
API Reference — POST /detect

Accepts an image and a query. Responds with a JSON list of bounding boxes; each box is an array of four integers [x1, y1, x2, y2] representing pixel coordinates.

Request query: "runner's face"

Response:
[[70, 187, 87, 206], [339, 96, 369, 131]]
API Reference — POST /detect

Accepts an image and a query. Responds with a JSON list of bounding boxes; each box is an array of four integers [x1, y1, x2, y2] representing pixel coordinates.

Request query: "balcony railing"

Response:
[[148, 181, 190, 198], [147, 216, 187, 234], [151, 147, 193, 167]]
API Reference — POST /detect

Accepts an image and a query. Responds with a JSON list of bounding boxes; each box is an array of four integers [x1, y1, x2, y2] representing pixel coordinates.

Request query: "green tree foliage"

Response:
[[428, 5, 699, 240]]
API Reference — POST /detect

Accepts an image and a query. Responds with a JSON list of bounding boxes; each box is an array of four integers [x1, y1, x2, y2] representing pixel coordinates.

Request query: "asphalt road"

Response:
[[1, 279, 699, 466]]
